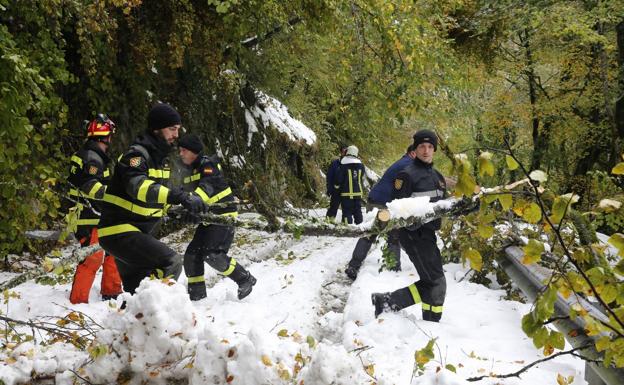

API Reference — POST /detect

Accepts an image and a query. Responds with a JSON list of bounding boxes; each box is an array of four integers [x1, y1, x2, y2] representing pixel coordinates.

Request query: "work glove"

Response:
[[453, 197, 480, 216], [181, 193, 206, 214], [167, 186, 188, 205]]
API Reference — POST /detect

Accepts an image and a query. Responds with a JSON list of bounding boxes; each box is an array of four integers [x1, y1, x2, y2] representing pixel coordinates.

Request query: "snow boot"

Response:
[[230, 264, 256, 300], [372, 292, 395, 318], [188, 282, 207, 301], [345, 265, 359, 280]]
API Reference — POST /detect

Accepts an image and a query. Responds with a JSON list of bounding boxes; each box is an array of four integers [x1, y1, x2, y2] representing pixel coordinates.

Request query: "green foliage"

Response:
[[378, 234, 399, 272]]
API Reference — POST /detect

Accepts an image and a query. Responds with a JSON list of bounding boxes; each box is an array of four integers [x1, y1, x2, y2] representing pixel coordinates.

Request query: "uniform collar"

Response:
[[84, 140, 110, 163], [414, 157, 433, 168]]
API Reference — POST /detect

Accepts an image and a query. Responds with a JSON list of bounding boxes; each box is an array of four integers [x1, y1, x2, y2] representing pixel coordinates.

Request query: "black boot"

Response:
[[345, 265, 359, 280], [188, 282, 207, 301], [229, 264, 257, 300], [371, 292, 396, 318]]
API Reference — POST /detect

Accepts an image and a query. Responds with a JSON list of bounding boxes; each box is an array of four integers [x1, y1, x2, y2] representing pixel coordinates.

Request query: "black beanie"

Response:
[[413, 129, 438, 151], [147, 103, 181, 131], [178, 134, 204, 154]]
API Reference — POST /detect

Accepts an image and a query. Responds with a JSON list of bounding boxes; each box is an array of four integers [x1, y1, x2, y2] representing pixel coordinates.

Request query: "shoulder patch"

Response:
[[394, 178, 403, 190], [203, 167, 214, 175], [88, 165, 98, 175], [129, 157, 142, 168]]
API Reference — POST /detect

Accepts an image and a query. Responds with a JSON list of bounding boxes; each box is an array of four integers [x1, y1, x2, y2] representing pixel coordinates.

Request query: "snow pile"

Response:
[[387, 196, 433, 219], [245, 91, 316, 146]]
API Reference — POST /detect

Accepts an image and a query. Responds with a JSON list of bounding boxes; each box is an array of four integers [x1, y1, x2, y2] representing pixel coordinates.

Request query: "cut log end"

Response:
[[376, 209, 391, 223]]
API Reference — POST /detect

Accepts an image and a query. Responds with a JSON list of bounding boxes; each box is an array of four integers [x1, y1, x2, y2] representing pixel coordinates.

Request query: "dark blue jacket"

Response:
[[334, 156, 365, 199], [326, 158, 341, 195], [368, 154, 413, 204]]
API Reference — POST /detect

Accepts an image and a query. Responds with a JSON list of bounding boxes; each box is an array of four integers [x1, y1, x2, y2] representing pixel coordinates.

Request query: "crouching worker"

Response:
[[178, 134, 257, 301], [68, 114, 122, 303], [98, 103, 205, 294]]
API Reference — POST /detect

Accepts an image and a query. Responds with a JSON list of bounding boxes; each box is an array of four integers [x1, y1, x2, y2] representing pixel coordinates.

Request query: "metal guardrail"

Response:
[[501, 246, 624, 385]]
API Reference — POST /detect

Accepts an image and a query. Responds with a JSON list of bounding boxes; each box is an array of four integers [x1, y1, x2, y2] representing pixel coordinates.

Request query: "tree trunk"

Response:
[[615, 21, 624, 157]]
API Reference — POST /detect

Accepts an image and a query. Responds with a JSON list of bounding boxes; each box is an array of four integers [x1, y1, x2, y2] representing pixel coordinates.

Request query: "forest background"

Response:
[[1, 0, 623, 257]]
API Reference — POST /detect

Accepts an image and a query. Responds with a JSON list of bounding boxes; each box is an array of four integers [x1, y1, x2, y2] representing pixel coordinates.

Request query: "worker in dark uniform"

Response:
[[334, 145, 365, 224], [325, 144, 348, 221], [68, 114, 122, 303], [371, 130, 448, 322], [178, 134, 257, 300], [98, 103, 205, 294], [344, 144, 417, 280]]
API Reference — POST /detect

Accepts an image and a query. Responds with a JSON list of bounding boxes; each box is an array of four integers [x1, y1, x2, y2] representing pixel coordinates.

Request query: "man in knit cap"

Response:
[[371, 129, 449, 322], [177, 134, 257, 300], [98, 103, 206, 294]]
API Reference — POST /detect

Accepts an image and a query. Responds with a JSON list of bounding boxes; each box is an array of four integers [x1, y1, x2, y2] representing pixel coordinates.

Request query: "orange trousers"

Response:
[[69, 227, 122, 304]]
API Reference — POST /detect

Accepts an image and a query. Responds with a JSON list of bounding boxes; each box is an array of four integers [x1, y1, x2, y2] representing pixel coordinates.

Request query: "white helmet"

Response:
[[346, 145, 359, 157]]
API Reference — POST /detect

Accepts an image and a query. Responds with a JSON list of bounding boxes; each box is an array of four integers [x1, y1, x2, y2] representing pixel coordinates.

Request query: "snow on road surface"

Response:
[[0, 227, 586, 385]]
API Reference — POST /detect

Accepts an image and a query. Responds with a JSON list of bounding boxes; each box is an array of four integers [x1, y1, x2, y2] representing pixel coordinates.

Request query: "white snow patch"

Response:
[[245, 91, 316, 146]]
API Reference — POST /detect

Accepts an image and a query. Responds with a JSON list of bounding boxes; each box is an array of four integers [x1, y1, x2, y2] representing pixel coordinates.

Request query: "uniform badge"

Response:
[[88, 165, 98, 175], [394, 178, 403, 190], [203, 167, 214, 175], [129, 157, 142, 167]]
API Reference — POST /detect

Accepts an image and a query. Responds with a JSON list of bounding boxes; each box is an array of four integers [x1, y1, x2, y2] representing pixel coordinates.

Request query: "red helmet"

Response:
[[86, 113, 116, 138]]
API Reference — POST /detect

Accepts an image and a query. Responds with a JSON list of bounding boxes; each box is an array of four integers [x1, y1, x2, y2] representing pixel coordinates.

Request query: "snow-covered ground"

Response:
[[0, 217, 587, 385]]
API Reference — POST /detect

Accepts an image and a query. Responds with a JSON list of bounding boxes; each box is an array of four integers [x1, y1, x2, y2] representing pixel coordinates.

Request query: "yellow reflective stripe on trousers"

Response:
[[98, 224, 140, 237], [408, 284, 421, 304], [137, 179, 155, 202], [71, 155, 83, 167], [87, 182, 104, 199], [103, 193, 164, 217], [221, 258, 237, 276], [422, 303, 443, 313], [183, 173, 201, 183], [148, 169, 170, 179], [187, 275, 205, 283], [77, 218, 99, 225]]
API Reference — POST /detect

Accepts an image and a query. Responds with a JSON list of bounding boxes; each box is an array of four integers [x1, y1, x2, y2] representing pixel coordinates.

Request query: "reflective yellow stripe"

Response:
[[103, 169, 110, 178], [187, 276, 205, 283], [148, 169, 170, 179], [340, 192, 363, 197], [220, 211, 238, 217], [348, 169, 353, 194], [422, 303, 443, 313], [221, 258, 237, 276], [103, 193, 164, 217], [71, 155, 83, 167], [87, 182, 104, 199], [183, 173, 201, 183], [408, 284, 421, 304], [137, 180, 155, 202], [77, 218, 99, 225], [98, 224, 140, 237], [357, 169, 363, 194], [194, 187, 210, 203], [157, 186, 169, 204]]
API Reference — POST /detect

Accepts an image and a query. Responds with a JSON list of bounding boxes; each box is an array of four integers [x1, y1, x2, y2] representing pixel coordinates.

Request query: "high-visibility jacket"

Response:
[[334, 156, 365, 199], [183, 154, 237, 217], [67, 140, 112, 227], [98, 132, 177, 236]]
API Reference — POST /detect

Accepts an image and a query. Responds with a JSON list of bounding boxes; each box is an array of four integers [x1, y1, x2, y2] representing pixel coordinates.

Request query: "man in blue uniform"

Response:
[[98, 103, 205, 294], [325, 144, 348, 221], [344, 144, 417, 280], [371, 130, 448, 322], [334, 145, 365, 224], [177, 134, 257, 301]]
